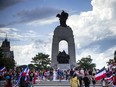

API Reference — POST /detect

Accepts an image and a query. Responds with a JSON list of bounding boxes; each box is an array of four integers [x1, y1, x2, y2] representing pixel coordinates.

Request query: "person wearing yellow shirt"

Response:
[[70, 73, 80, 87]]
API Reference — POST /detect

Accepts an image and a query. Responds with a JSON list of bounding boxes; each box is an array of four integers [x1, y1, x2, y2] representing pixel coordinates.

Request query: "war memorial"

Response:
[[0, 11, 113, 87], [51, 11, 76, 70]]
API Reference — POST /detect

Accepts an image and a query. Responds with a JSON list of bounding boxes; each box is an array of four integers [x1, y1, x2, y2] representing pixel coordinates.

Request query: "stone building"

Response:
[[0, 37, 14, 59]]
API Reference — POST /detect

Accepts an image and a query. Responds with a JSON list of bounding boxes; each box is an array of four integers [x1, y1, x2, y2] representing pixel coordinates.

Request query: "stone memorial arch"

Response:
[[51, 11, 76, 69]]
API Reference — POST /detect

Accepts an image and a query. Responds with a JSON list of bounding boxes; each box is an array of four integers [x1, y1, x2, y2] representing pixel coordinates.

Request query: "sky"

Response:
[[0, 0, 116, 69]]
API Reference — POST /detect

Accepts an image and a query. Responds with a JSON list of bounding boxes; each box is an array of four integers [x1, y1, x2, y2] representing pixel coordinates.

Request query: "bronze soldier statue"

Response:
[[56, 11, 69, 27]]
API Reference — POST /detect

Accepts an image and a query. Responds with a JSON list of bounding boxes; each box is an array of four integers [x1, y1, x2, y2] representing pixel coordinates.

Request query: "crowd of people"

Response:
[[0, 66, 116, 87]]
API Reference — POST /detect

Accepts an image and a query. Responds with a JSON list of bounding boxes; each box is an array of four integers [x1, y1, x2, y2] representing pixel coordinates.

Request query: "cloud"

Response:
[[66, 0, 116, 68], [2, 0, 116, 69], [11, 43, 38, 65], [0, 27, 41, 43], [28, 17, 57, 26], [15, 7, 60, 23], [0, 7, 60, 27], [81, 35, 116, 53], [76, 45, 116, 69], [11, 40, 52, 65], [0, 0, 23, 10], [67, 0, 116, 47]]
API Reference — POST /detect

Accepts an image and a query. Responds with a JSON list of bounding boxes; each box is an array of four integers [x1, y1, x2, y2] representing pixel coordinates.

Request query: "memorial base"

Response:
[[57, 64, 70, 70]]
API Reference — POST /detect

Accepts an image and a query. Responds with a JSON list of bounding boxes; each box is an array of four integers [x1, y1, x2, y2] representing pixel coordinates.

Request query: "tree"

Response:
[[77, 55, 96, 69], [28, 64, 35, 71], [31, 53, 51, 69], [107, 59, 114, 66]]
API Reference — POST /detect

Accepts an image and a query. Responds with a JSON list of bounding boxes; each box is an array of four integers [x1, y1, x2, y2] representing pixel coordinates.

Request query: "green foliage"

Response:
[[106, 51, 116, 67], [77, 55, 96, 69], [31, 53, 51, 69], [28, 64, 35, 71], [107, 59, 114, 66]]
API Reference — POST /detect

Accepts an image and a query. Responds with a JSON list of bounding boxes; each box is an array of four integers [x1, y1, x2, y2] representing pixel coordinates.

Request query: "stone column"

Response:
[[51, 36, 59, 69], [68, 36, 76, 67]]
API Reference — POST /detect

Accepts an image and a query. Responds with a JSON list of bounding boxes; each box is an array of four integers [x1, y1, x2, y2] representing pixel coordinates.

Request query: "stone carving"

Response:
[[57, 50, 70, 64], [56, 11, 69, 27]]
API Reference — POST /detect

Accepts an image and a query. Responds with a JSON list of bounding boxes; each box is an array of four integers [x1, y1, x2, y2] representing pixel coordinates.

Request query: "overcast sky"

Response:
[[0, 0, 116, 69]]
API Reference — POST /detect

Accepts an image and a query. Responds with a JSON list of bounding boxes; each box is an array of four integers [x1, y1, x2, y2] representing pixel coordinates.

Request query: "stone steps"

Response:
[[34, 80, 70, 86], [0, 80, 111, 87], [34, 80, 102, 86]]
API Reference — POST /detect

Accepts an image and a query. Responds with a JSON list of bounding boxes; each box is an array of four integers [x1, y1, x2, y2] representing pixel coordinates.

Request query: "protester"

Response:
[[70, 73, 80, 87], [78, 76, 83, 87], [57, 69, 63, 82], [112, 74, 116, 87], [29, 71, 34, 87], [92, 74, 96, 87], [101, 78, 107, 87], [49, 69, 53, 81], [19, 76, 26, 87], [83, 74, 91, 87], [4, 75, 12, 87], [70, 68, 74, 78]]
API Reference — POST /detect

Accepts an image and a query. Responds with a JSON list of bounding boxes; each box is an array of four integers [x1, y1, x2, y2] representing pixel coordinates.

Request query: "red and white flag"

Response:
[[105, 75, 113, 80], [25, 68, 30, 81], [0, 66, 6, 72], [22, 67, 28, 76], [95, 67, 106, 80]]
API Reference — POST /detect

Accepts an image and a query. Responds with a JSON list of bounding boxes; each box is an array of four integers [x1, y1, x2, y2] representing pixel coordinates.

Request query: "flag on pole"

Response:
[[15, 66, 28, 87], [22, 67, 28, 76], [105, 75, 113, 80], [0, 66, 6, 72], [95, 67, 106, 80], [25, 68, 30, 81]]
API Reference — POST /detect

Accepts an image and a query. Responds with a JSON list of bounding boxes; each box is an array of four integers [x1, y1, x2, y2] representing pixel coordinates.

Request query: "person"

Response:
[[70, 68, 74, 79], [29, 71, 34, 87], [19, 76, 26, 87], [49, 69, 53, 81], [57, 69, 63, 82], [53, 69, 57, 81], [4, 75, 12, 87], [83, 74, 91, 87], [66, 70, 69, 80], [78, 76, 83, 87], [91, 73, 96, 87], [80, 68, 84, 78], [101, 78, 106, 87], [112, 74, 116, 87], [92, 75, 96, 87], [70, 73, 80, 87]]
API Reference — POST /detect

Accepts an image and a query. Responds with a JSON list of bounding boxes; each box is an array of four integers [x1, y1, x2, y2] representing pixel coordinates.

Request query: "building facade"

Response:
[[0, 37, 14, 59]]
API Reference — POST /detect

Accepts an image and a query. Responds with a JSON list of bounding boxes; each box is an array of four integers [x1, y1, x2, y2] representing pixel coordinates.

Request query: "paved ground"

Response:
[[33, 84, 104, 87], [0, 80, 112, 87]]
